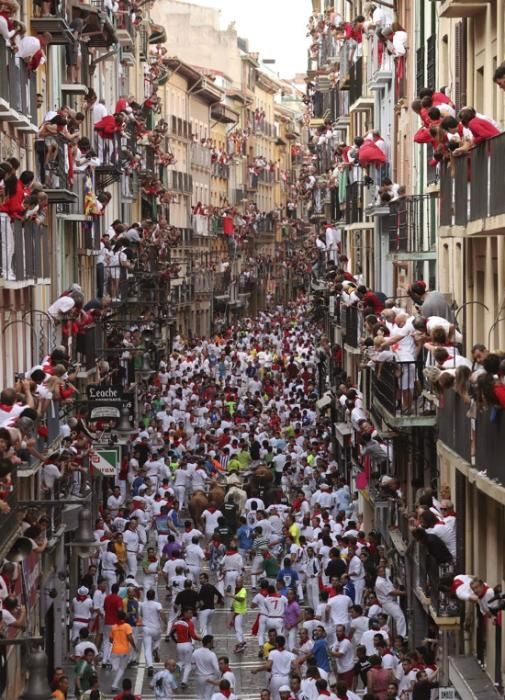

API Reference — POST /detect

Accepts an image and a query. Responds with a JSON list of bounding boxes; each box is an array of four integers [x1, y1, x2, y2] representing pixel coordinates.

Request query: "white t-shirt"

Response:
[[140, 600, 163, 630], [333, 637, 354, 673], [42, 463, 61, 489], [328, 593, 352, 625], [268, 648, 296, 676], [265, 594, 288, 618], [192, 647, 220, 677]]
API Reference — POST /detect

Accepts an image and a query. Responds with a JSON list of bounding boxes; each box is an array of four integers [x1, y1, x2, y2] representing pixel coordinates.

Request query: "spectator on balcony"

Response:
[[65, 18, 83, 84], [381, 24, 407, 57], [494, 63, 505, 91], [408, 281, 454, 322], [458, 107, 501, 145], [15, 30, 50, 71], [411, 527, 453, 565]]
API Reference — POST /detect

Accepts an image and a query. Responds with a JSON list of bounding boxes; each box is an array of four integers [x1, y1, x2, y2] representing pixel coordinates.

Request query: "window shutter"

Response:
[[416, 47, 425, 95], [427, 35, 436, 90], [454, 20, 467, 108]]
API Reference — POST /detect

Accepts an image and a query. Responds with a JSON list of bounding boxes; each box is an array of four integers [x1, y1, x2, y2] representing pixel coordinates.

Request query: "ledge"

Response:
[[449, 655, 502, 700], [372, 397, 437, 429], [437, 440, 505, 506]]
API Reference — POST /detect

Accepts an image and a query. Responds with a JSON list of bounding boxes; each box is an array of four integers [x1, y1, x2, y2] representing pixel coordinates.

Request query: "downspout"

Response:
[[497, 0, 504, 128]]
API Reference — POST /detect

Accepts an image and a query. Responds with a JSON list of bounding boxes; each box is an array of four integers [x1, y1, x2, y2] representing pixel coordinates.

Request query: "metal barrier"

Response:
[[372, 360, 429, 416], [387, 194, 437, 255], [439, 134, 505, 226]]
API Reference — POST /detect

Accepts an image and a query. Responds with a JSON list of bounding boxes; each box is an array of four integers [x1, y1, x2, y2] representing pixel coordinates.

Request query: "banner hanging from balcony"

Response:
[[90, 448, 120, 476]]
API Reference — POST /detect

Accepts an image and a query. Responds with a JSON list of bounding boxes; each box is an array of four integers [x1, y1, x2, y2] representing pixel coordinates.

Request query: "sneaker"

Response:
[[148, 667, 154, 677], [153, 649, 160, 663], [180, 682, 188, 689]]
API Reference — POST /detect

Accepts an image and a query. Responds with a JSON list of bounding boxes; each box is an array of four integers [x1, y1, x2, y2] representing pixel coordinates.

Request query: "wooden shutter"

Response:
[[454, 20, 468, 108]]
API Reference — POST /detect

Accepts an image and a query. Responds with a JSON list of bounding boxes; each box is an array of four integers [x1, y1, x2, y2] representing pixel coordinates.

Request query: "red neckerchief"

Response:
[[0, 404, 13, 412], [207, 506, 216, 513], [221, 691, 232, 698], [478, 585, 489, 599], [320, 691, 331, 697], [226, 549, 237, 555], [77, 595, 88, 602]]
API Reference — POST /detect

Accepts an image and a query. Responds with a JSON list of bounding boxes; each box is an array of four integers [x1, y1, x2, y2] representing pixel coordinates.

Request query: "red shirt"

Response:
[[172, 618, 198, 643], [223, 215, 234, 236], [467, 117, 501, 144], [104, 593, 123, 625]]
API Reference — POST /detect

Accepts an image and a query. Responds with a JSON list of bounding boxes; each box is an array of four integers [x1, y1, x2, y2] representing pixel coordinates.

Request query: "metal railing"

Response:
[[0, 38, 37, 122], [74, 323, 103, 370], [192, 214, 210, 236], [0, 217, 49, 282], [345, 181, 364, 224], [349, 57, 363, 105], [191, 143, 212, 169], [386, 194, 437, 255], [211, 163, 230, 179], [437, 388, 472, 463], [372, 360, 432, 417], [341, 304, 362, 348], [475, 406, 505, 486], [440, 133, 505, 226]]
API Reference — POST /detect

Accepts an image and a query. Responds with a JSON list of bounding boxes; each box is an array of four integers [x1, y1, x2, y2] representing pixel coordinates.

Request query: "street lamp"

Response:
[[71, 509, 95, 558], [19, 650, 52, 700]]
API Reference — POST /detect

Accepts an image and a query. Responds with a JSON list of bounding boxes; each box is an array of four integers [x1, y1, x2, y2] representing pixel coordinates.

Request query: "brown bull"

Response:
[[188, 484, 225, 529]]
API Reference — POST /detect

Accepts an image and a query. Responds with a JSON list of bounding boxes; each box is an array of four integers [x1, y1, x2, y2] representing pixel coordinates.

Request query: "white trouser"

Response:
[[266, 617, 284, 636], [286, 626, 297, 651], [353, 578, 365, 606], [382, 600, 407, 638], [102, 624, 113, 662], [126, 551, 138, 576], [196, 675, 216, 700], [157, 534, 168, 555], [199, 608, 214, 636], [174, 486, 186, 510], [143, 626, 161, 667], [224, 570, 239, 592], [71, 620, 89, 642], [102, 570, 117, 592], [306, 576, 320, 610], [270, 673, 290, 700], [177, 642, 193, 683], [111, 652, 129, 689], [129, 627, 139, 661], [295, 571, 305, 600], [234, 613, 244, 643], [188, 565, 201, 583], [143, 575, 157, 597], [256, 614, 266, 647]]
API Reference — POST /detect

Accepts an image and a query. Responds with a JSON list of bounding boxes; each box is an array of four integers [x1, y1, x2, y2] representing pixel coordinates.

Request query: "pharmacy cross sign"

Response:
[[90, 448, 120, 476]]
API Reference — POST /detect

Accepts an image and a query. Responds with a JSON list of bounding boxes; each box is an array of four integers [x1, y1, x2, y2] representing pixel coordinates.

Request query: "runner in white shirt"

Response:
[[140, 590, 166, 674]]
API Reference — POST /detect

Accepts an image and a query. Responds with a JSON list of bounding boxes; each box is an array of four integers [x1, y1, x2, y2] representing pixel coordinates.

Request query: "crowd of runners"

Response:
[[59, 299, 442, 700]]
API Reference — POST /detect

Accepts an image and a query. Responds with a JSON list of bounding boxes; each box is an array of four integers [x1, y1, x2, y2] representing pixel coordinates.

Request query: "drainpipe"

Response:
[[497, 0, 504, 128]]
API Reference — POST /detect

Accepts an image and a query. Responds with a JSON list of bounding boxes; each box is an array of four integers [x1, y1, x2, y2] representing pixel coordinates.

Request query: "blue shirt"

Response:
[[311, 638, 330, 672], [277, 567, 299, 594], [237, 524, 253, 551]]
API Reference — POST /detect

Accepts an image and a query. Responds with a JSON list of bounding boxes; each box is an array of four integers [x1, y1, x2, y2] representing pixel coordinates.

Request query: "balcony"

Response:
[[372, 361, 437, 428], [345, 181, 365, 225], [319, 32, 340, 69], [42, 140, 79, 204], [368, 33, 394, 87], [341, 304, 362, 351], [0, 466, 20, 559], [439, 134, 505, 232], [74, 323, 104, 372], [438, 0, 490, 18], [385, 194, 438, 261], [211, 163, 230, 179], [30, 15, 73, 44], [437, 389, 472, 463], [0, 217, 50, 287], [349, 57, 373, 112], [414, 551, 460, 621], [191, 143, 212, 170], [192, 214, 210, 236], [211, 103, 239, 124], [0, 39, 38, 133], [247, 173, 259, 191], [475, 407, 505, 487]]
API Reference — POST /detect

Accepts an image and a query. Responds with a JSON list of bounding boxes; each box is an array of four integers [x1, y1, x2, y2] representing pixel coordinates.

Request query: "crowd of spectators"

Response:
[[412, 87, 502, 167]]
